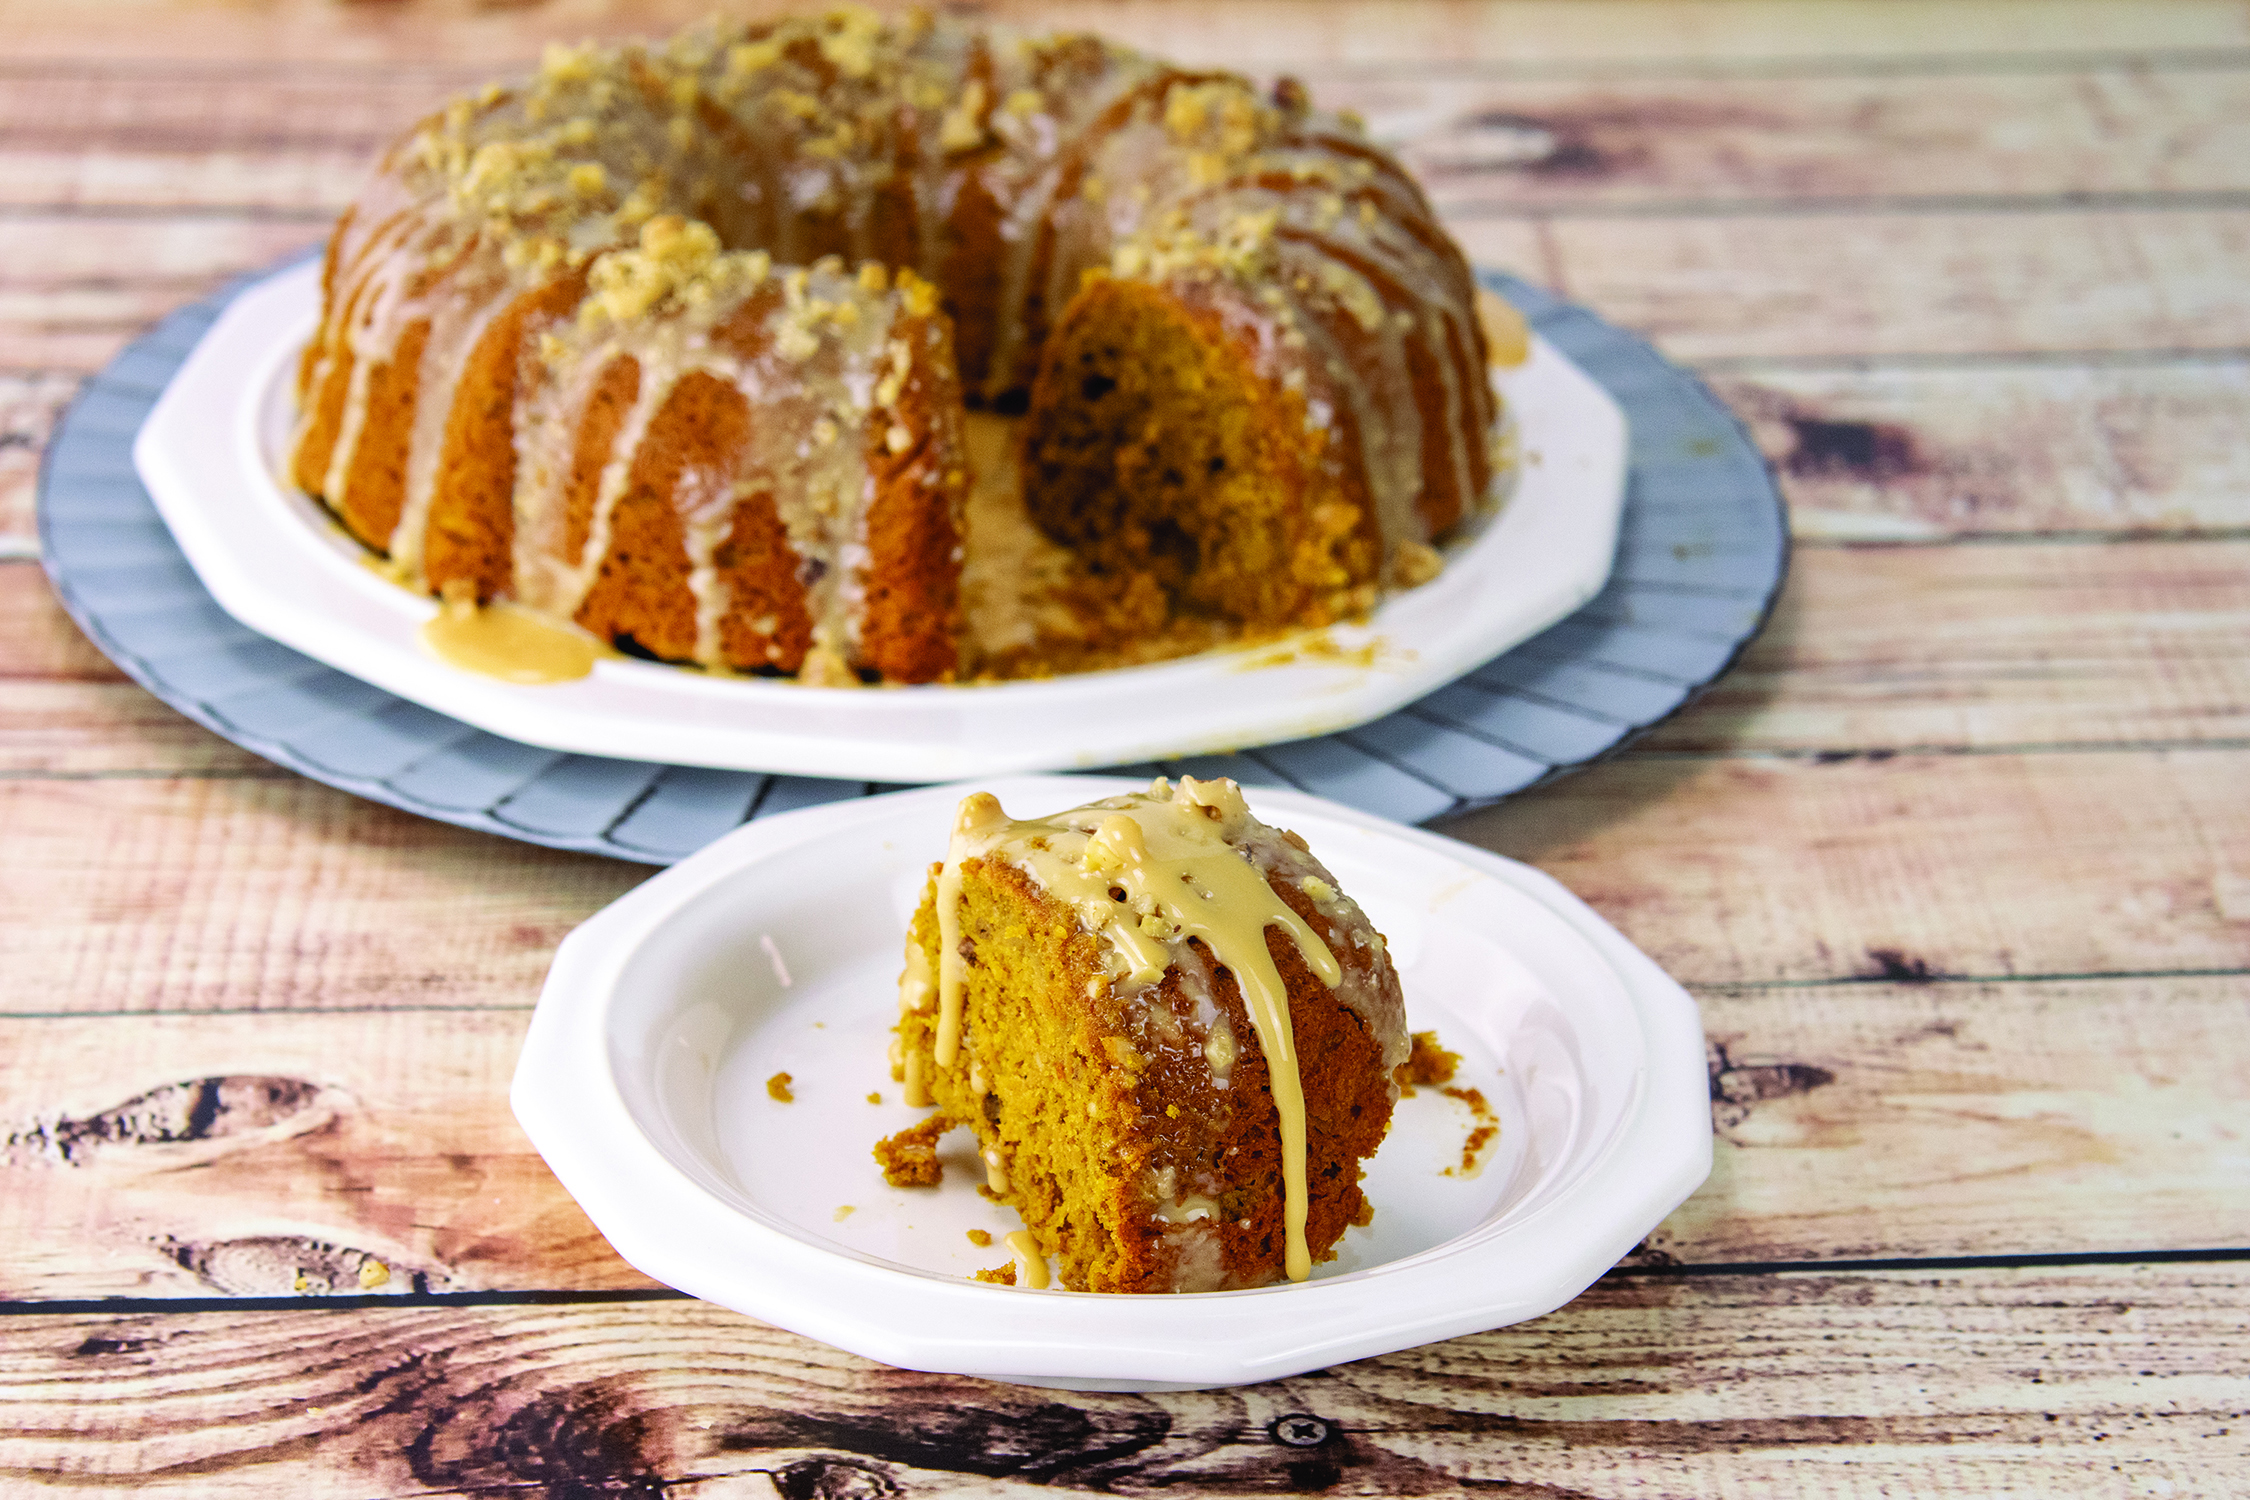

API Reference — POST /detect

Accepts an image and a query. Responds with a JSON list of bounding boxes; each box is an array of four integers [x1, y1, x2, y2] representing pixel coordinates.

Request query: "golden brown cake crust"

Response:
[[424, 274, 586, 604], [891, 779, 1408, 1293], [292, 11, 1496, 685], [571, 369, 740, 664]]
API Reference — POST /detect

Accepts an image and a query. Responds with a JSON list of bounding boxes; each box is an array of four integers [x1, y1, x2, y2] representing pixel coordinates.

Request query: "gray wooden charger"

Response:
[[38, 256, 1786, 865]]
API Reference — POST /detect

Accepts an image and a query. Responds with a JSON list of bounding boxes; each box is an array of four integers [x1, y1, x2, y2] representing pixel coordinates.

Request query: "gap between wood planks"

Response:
[[0, 965, 2244, 1021], [4, 46, 2250, 84], [23, 192, 2250, 223], [3, 1265, 2242, 1495], [7, 1248, 2249, 1317], [0, 53, 2232, 80]]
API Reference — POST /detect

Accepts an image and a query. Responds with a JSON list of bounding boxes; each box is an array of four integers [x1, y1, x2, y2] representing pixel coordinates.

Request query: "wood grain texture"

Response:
[[2, 973, 2243, 1300], [0, 214, 321, 290], [14, 66, 2250, 217], [4, 0, 2248, 1482], [4, 0, 2245, 68], [9, 531, 2250, 770], [1671, 976, 2250, 1263], [1, 376, 77, 541], [5, 743, 2244, 1011], [0, 776, 641, 1015], [0, 562, 130, 678], [1372, 68, 2250, 210], [1458, 209, 2250, 360], [1644, 538, 2250, 752], [0, 296, 179, 381], [0, 1010, 646, 1300], [1718, 361, 2250, 539], [0, 681, 272, 776], [1445, 747, 2250, 986], [18, 206, 2250, 385], [1, 1265, 2243, 1495]]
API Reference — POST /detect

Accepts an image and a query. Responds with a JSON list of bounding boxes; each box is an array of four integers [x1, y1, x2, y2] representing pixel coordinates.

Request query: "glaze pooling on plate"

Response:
[[421, 583, 612, 683]]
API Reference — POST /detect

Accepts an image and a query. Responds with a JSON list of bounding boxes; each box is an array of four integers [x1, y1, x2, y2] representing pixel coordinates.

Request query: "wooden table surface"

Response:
[[6, 1, 2248, 1493]]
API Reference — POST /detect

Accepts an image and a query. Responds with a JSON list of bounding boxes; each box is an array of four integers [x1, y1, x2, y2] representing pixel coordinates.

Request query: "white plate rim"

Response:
[[510, 774, 1711, 1389], [132, 260, 1628, 784]]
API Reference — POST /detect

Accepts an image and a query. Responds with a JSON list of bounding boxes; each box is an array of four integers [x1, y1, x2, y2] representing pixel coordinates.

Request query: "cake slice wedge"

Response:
[[888, 777, 1408, 1292]]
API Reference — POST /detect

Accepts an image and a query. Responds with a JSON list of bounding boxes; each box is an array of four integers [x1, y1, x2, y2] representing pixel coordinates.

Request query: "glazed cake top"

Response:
[[927, 776, 1408, 1279]]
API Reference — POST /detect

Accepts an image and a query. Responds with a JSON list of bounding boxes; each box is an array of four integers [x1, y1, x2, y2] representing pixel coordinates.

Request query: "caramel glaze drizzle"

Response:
[[420, 579, 610, 683], [936, 775, 1339, 1283], [1004, 1229, 1052, 1289], [299, 13, 1506, 687]]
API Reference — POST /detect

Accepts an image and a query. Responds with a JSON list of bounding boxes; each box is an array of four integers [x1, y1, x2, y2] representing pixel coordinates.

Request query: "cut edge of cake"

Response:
[[883, 776, 1408, 1292]]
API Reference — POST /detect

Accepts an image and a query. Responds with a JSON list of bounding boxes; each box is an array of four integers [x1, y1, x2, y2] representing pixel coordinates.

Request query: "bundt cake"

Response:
[[293, 8, 1500, 684], [886, 776, 1408, 1292]]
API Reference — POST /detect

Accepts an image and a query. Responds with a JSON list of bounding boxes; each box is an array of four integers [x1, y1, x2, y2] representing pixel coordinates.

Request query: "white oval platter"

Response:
[[133, 261, 1626, 783]]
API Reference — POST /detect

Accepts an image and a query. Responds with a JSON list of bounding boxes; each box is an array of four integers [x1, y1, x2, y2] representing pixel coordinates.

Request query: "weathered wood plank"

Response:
[[1669, 975, 2250, 1263], [1716, 360, 2250, 539], [12, 67, 2250, 214], [0, 1266, 2241, 1494], [17, 354, 2250, 552], [3, 0, 2245, 69], [16, 346, 2250, 548], [18, 208, 2250, 385], [10, 539, 2249, 777], [0, 149, 373, 217], [0, 374, 79, 541], [1372, 68, 2250, 209], [0, 563, 124, 679], [0, 215, 320, 288], [0, 682, 270, 776], [1645, 538, 2250, 752], [2, 975, 2241, 1300], [0, 68, 460, 151], [4, 747, 2244, 1004], [0, 776, 642, 1015], [0, 1010, 643, 1301], [1445, 746, 2250, 985], [1457, 209, 2250, 359], [0, 283, 292, 378]]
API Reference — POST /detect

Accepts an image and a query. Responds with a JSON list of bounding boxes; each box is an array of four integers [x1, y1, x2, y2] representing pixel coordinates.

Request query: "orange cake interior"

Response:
[[886, 776, 1408, 1292]]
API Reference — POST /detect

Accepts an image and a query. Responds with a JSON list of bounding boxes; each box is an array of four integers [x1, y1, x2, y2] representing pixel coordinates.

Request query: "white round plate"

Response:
[[512, 775, 1710, 1390], [131, 261, 1627, 784]]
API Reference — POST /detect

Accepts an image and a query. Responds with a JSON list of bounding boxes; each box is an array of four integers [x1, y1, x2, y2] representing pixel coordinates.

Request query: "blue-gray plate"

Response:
[[39, 255, 1785, 865]]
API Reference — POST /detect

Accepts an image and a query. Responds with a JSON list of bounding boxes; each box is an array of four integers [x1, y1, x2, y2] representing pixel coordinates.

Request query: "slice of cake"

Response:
[[886, 777, 1408, 1292]]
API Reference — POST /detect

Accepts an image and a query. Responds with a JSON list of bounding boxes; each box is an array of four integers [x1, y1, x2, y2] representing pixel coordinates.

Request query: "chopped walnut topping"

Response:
[[895, 267, 938, 319], [818, 6, 883, 78], [727, 38, 783, 76], [1393, 538, 1444, 588], [540, 41, 598, 84], [939, 78, 989, 154]]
